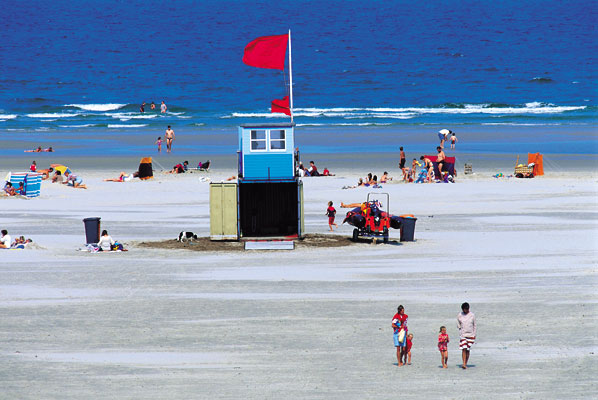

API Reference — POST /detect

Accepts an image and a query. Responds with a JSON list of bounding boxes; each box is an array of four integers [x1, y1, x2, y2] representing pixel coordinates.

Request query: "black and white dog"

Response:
[[178, 231, 198, 242]]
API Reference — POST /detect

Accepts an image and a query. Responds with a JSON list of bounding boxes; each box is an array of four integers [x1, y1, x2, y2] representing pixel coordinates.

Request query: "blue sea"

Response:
[[1, 0, 596, 157]]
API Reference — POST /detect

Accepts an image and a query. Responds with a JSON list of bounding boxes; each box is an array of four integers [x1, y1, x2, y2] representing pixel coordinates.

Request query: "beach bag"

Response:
[[111, 243, 124, 251], [398, 328, 406, 343]]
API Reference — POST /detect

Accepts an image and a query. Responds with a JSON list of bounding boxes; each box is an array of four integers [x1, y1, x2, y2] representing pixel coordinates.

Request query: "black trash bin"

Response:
[[83, 217, 101, 244], [399, 216, 417, 242]]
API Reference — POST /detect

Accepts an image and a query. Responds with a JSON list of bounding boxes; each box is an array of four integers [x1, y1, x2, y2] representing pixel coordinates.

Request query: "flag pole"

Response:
[[288, 29, 294, 123]]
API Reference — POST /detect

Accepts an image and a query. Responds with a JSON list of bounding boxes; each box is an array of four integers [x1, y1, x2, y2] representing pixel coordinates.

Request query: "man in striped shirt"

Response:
[[457, 302, 476, 369]]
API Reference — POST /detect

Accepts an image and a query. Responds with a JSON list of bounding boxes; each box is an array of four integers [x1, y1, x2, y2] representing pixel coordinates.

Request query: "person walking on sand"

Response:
[[436, 146, 446, 177], [392, 305, 409, 366], [326, 201, 338, 231], [450, 133, 458, 149], [405, 333, 413, 365], [165, 126, 175, 153], [457, 302, 476, 369], [438, 326, 449, 368], [161, 101, 167, 113], [155, 136, 162, 153]]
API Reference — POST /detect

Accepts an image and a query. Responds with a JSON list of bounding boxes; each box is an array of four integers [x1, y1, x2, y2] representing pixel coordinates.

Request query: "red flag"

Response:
[[243, 34, 288, 70], [271, 96, 291, 116]]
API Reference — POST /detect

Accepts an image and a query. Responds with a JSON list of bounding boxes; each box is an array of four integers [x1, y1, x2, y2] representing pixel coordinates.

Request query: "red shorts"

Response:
[[328, 216, 335, 224]]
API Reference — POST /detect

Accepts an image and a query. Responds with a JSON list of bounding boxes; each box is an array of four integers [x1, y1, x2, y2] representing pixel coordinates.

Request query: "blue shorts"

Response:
[[393, 332, 406, 347]]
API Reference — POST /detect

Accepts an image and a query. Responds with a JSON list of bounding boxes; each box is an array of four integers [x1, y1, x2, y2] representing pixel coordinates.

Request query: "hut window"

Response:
[[250, 130, 266, 151], [270, 130, 286, 150]]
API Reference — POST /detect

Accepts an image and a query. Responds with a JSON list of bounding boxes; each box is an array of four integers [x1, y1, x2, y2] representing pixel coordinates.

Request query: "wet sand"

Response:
[[0, 167, 597, 399]]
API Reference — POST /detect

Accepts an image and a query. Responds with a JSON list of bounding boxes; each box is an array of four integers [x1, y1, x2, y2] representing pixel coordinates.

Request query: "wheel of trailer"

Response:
[[353, 228, 359, 241], [383, 227, 389, 243]]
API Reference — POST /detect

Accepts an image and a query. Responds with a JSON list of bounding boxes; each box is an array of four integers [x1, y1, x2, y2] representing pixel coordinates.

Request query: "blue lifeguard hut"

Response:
[[210, 123, 304, 240]]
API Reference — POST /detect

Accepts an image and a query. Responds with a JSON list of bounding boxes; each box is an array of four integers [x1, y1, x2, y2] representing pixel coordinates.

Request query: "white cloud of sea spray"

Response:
[[223, 103, 586, 120], [26, 113, 79, 118], [107, 124, 148, 128], [65, 103, 127, 112], [0, 114, 17, 119]]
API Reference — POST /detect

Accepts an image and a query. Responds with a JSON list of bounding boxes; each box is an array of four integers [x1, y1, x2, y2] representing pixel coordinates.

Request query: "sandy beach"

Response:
[[1, 163, 596, 399]]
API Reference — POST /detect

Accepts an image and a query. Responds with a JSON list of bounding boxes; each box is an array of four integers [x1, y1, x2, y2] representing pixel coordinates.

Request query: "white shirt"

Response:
[[1, 234, 11, 247], [97, 235, 115, 251]]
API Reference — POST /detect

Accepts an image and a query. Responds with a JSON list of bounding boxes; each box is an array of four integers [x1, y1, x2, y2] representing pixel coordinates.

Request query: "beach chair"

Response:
[[9, 172, 42, 197], [138, 157, 153, 180]]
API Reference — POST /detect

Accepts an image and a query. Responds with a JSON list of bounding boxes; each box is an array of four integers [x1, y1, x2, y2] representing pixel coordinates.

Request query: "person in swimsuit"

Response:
[[37, 167, 54, 180], [103, 172, 136, 182], [24, 146, 42, 153], [140, 102, 146, 113], [155, 136, 162, 153], [436, 146, 446, 178], [450, 133, 458, 149], [399, 147, 408, 180], [165, 126, 175, 153], [420, 156, 433, 182], [161, 101, 167, 113], [150, 102, 156, 110]]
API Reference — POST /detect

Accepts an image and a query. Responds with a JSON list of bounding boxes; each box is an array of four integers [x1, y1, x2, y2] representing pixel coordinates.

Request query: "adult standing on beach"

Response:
[[161, 101, 167, 113], [436, 146, 446, 175], [392, 305, 409, 366], [399, 147, 407, 180], [457, 302, 476, 369], [166, 125, 175, 153]]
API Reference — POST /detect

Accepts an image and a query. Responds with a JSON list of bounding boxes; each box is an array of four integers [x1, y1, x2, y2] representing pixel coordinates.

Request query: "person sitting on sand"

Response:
[[322, 167, 335, 176], [24, 146, 42, 153], [308, 161, 319, 176], [15, 182, 26, 196], [3, 182, 17, 196], [103, 172, 138, 182], [0, 230, 11, 248], [97, 230, 115, 251], [63, 171, 87, 189], [167, 161, 188, 174], [50, 164, 70, 183], [380, 171, 392, 183]]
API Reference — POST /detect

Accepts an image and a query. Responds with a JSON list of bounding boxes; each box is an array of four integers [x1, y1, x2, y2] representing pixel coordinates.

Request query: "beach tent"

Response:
[[138, 157, 153, 180], [9, 172, 42, 197], [528, 153, 544, 176], [424, 155, 456, 179]]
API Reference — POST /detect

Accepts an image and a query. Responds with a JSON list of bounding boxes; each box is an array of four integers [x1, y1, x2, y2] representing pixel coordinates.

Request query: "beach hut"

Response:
[[210, 123, 304, 240], [9, 172, 42, 197]]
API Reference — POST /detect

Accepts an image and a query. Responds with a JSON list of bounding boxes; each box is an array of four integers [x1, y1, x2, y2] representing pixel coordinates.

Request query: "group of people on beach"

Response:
[[0, 229, 33, 249], [297, 161, 333, 177], [392, 302, 476, 370]]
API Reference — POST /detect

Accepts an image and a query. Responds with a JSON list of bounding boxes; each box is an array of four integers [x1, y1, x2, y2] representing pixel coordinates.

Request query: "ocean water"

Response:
[[0, 0, 596, 156]]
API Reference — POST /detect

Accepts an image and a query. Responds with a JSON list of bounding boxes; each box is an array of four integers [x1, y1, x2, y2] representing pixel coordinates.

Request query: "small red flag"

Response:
[[243, 34, 288, 70], [271, 96, 291, 116]]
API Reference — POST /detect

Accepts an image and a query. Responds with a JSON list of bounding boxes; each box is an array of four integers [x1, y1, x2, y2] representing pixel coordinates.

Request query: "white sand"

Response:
[[1, 169, 597, 399]]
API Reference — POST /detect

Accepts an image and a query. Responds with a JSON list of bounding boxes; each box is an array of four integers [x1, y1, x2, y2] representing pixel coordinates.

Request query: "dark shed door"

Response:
[[239, 182, 298, 237]]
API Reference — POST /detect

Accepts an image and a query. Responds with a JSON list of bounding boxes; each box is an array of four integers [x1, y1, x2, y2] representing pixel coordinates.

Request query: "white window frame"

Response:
[[269, 129, 286, 152], [250, 130, 267, 152]]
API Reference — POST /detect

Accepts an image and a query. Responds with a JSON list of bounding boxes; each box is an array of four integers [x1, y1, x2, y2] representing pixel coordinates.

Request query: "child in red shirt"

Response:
[[326, 201, 338, 231], [438, 326, 449, 368], [406, 333, 413, 365], [30, 161, 37, 172]]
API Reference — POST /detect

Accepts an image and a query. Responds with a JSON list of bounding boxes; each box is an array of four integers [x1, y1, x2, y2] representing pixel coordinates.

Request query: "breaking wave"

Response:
[[65, 103, 127, 112]]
